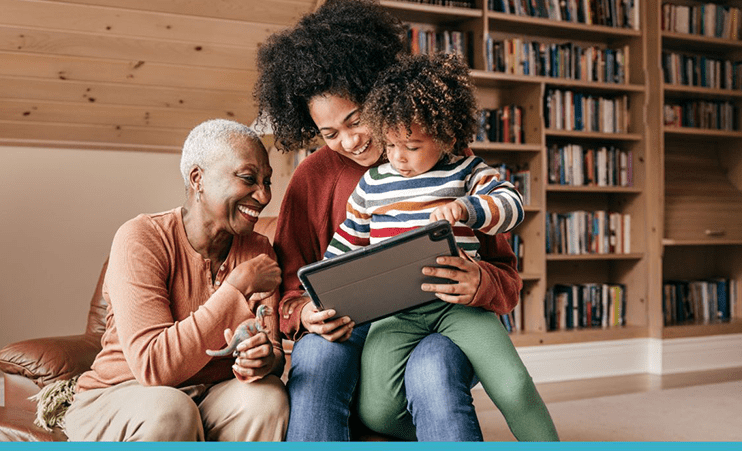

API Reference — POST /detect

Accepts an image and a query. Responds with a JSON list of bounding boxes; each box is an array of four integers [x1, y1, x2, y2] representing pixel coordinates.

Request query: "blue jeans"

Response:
[[285, 325, 481, 441], [404, 333, 482, 441]]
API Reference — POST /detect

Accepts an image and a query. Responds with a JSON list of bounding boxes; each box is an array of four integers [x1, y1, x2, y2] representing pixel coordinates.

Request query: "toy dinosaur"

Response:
[[206, 305, 273, 357]]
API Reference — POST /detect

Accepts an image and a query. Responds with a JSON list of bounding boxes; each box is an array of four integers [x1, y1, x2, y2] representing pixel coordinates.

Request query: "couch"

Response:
[[0, 216, 387, 441]]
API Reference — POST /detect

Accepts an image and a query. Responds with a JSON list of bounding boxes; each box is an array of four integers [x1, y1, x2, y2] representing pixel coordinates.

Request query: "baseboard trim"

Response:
[[515, 338, 649, 383], [482, 334, 742, 384], [648, 333, 742, 375]]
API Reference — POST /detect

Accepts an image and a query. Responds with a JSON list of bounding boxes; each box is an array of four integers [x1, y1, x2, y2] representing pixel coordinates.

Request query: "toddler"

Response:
[[324, 53, 559, 441]]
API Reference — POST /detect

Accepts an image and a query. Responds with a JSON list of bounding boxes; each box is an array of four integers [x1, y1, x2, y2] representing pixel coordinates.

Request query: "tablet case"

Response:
[[297, 220, 459, 325]]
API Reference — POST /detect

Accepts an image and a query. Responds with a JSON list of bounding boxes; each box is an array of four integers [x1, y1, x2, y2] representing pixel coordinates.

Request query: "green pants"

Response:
[[357, 301, 559, 441]]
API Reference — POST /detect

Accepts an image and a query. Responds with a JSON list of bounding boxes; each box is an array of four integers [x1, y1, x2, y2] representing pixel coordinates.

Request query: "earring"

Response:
[[196, 187, 203, 202]]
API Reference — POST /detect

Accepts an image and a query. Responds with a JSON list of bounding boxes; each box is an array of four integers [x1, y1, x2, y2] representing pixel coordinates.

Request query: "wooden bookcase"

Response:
[[379, 0, 651, 346], [380, 0, 742, 349], [646, 0, 742, 339]]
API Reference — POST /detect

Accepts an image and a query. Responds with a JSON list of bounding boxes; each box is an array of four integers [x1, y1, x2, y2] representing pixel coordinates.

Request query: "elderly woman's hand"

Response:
[[227, 330, 278, 382], [225, 254, 281, 298], [420, 248, 481, 305], [300, 300, 354, 342]]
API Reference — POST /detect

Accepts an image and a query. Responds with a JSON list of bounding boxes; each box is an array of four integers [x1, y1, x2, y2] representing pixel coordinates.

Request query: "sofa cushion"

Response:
[[0, 407, 67, 441], [0, 334, 101, 388]]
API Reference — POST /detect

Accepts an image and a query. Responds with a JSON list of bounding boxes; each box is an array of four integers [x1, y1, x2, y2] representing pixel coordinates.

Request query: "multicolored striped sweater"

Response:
[[324, 154, 524, 259]]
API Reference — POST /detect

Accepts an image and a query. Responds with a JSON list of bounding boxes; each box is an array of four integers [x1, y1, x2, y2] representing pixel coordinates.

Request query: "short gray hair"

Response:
[[180, 119, 261, 187]]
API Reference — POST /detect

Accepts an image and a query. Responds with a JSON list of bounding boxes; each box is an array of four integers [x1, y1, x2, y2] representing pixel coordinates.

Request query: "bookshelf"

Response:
[[379, 0, 649, 346], [647, 0, 742, 338]]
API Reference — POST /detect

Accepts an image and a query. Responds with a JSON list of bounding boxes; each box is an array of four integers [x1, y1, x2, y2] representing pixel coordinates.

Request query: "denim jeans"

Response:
[[404, 333, 482, 441], [285, 324, 370, 441], [285, 323, 481, 441]]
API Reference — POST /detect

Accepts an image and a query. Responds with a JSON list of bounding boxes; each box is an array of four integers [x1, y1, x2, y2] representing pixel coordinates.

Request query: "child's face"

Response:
[[384, 123, 445, 178]]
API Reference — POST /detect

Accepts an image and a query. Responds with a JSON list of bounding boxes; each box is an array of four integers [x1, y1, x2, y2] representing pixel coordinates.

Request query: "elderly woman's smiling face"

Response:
[[200, 137, 272, 237]]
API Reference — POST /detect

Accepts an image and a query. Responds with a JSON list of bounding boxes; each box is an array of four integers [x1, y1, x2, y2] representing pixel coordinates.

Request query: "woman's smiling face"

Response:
[[308, 94, 383, 167], [200, 138, 272, 237]]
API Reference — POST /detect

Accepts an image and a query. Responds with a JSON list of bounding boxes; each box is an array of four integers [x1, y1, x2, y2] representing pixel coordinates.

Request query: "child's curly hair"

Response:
[[363, 53, 477, 156], [254, 0, 405, 152]]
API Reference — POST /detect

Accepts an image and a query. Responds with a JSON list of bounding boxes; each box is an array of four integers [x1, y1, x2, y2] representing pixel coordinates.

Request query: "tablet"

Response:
[[297, 220, 459, 325]]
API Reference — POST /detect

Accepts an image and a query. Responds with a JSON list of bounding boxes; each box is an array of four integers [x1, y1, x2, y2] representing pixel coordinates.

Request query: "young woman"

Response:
[[255, 0, 522, 441]]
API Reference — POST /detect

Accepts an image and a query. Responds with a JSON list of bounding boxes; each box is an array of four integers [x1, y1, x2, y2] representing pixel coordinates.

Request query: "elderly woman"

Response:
[[62, 119, 289, 441], [255, 0, 522, 441]]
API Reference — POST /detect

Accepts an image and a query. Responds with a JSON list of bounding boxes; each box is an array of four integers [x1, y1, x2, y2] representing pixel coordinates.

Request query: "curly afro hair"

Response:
[[254, 0, 406, 152], [363, 52, 477, 156]]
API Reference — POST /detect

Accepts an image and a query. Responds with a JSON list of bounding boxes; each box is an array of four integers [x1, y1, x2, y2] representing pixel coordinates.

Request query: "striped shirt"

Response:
[[324, 154, 524, 259]]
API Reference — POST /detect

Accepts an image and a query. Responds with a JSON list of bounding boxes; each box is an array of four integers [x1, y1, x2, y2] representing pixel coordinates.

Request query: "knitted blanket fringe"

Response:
[[29, 375, 79, 432]]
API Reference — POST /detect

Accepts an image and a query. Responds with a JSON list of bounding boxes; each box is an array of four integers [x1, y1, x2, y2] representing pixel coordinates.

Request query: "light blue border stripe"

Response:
[[0, 443, 740, 451]]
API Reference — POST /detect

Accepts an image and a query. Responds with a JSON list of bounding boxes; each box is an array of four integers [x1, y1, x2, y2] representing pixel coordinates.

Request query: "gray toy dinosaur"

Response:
[[206, 305, 273, 357]]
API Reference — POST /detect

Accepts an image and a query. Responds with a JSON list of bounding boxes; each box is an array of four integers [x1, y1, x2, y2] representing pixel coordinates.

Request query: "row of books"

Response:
[[404, 26, 472, 67], [546, 210, 631, 255], [661, 2, 742, 40], [485, 37, 628, 84], [491, 162, 532, 205], [662, 51, 742, 90], [545, 89, 630, 133], [548, 143, 632, 187], [505, 233, 525, 272], [391, 0, 476, 7], [500, 289, 524, 333], [663, 101, 739, 131], [488, 0, 639, 29], [475, 105, 525, 144], [663, 278, 738, 326], [545, 283, 626, 330]]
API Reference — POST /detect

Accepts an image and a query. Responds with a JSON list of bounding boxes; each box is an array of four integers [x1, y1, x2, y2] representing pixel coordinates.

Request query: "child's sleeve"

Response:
[[323, 177, 373, 259], [459, 158, 524, 235]]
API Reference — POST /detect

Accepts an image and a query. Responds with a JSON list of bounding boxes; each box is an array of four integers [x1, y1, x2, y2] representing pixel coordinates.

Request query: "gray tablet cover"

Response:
[[297, 220, 459, 325]]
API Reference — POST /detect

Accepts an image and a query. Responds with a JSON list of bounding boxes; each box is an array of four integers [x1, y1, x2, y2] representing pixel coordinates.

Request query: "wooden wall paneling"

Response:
[[0, 26, 258, 70], [0, 0, 285, 45], [0, 52, 257, 92], [0, 0, 317, 150], [0, 99, 244, 129], [0, 76, 251, 113], [43, 0, 315, 25], [0, 120, 187, 150]]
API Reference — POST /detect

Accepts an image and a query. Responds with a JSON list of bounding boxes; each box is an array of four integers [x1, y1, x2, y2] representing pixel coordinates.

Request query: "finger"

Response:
[[423, 265, 463, 282], [232, 363, 268, 379], [321, 321, 355, 342], [249, 289, 276, 302], [432, 255, 470, 270], [244, 342, 273, 360], [223, 328, 233, 344], [421, 281, 460, 294], [235, 332, 269, 352], [444, 210, 457, 225], [306, 309, 338, 325], [336, 326, 354, 342], [434, 292, 472, 304], [314, 316, 351, 336]]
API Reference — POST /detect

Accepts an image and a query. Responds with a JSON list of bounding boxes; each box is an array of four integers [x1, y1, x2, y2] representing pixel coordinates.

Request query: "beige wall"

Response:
[[0, 144, 292, 347]]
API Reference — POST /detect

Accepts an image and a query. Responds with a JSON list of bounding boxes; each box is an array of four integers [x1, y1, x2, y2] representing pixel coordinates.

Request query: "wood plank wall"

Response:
[[0, 0, 316, 152]]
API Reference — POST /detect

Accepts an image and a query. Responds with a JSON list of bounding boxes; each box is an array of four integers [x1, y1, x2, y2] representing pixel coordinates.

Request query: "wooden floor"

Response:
[[473, 366, 742, 408]]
